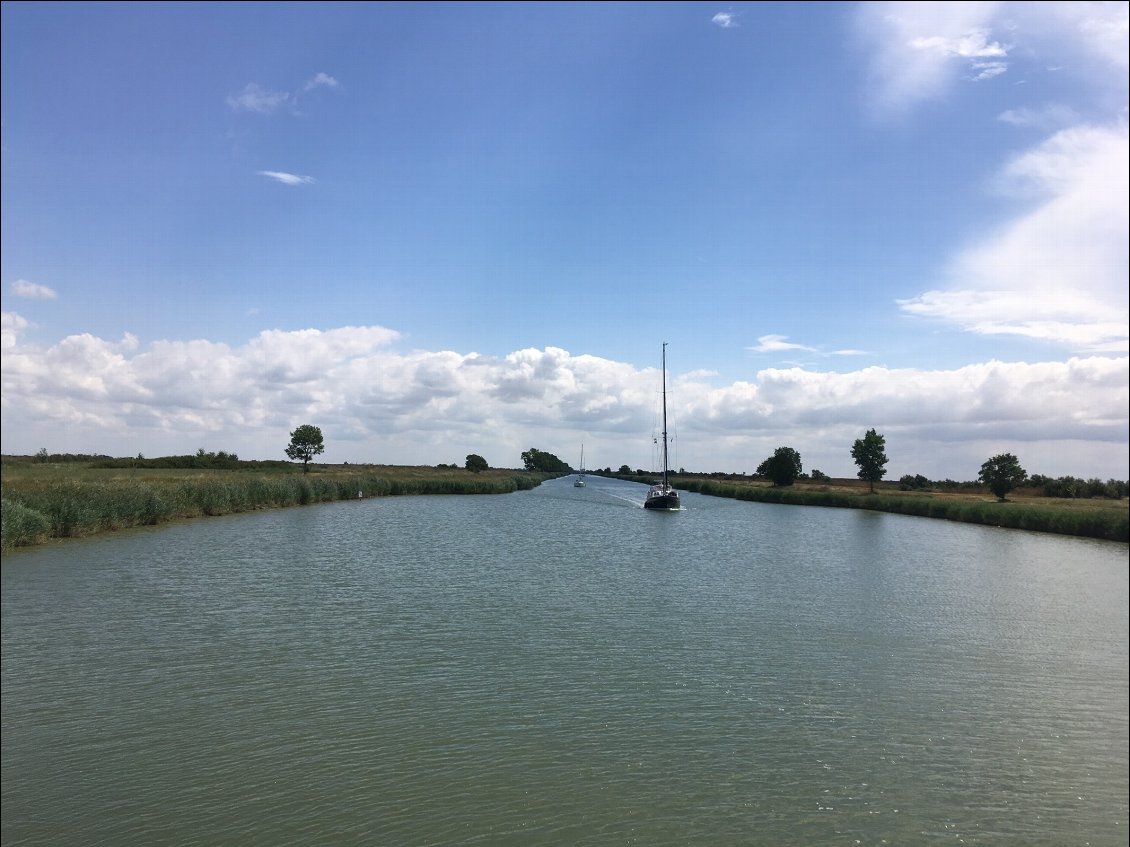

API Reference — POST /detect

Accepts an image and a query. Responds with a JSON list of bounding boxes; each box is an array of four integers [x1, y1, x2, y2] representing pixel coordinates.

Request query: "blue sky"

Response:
[[3, 1, 1127, 480]]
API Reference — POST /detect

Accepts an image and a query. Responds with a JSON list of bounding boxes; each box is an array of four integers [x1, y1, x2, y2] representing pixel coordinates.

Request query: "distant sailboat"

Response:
[[574, 444, 586, 487], [644, 343, 681, 511]]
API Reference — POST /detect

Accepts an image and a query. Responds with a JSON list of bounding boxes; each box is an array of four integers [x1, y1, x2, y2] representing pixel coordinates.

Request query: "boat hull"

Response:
[[643, 486, 680, 510]]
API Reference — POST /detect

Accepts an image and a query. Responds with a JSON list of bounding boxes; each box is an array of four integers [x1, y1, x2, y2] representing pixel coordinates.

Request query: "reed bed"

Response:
[[1, 465, 546, 551], [674, 478, 1128, 542]]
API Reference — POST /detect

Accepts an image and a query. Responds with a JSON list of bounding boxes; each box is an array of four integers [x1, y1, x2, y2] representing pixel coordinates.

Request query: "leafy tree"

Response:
[[851, 428, 889, 493], [285, 424, 325, 473], [809, 468, 829, 482], [35, 447, 49, 463], [618, 464, 632, 474], [756, 446, 803, 486], [465, 453, 488, 473], [520, 448, 569, 473], [978, 453, 1027, 501]]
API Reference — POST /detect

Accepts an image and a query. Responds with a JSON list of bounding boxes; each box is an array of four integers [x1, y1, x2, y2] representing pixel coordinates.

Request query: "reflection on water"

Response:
[[3, 475, 1127, 845]]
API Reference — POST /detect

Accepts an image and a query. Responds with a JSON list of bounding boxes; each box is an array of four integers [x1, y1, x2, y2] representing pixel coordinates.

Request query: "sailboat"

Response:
[[573, 444, 586, 487], [644, 343, 681, 511]]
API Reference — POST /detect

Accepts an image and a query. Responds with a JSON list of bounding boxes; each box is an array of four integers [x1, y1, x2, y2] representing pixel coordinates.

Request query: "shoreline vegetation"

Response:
[[2, 457, 1127, 551], [616, 472, 1127, 543], [0, 458, 552, 552]]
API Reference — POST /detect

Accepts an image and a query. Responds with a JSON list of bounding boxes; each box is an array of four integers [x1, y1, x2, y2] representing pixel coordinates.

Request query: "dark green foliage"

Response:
[[1030, 475, 1128, 499], [520, 448, 569, 473], [756, 447, 803, 486], [899, 474, 932, 491], [809, 469, 829, 482], [465, 454, 488, 473], [618, 465, 632, 474], [979, 453, 1027, 501], [851, 429, 889, 493], [286, 424, 325, 472]]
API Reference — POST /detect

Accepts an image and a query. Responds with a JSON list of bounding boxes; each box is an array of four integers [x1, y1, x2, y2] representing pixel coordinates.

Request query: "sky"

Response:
[[2, 1, 1127, 481]]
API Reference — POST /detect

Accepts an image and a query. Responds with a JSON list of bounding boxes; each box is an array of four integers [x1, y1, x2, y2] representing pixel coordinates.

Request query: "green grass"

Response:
[[1, 462, 551, 552], [668, 476, 1129, 542]]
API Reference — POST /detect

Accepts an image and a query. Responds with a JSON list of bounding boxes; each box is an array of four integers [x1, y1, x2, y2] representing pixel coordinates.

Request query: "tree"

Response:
[[851, 428, 889, 493], [978, 453, 1027, 501], [285, 424, 325, 473], [520, 448, 569, 473], [465, 453, 488, 473], [756, 446, 803, 486]]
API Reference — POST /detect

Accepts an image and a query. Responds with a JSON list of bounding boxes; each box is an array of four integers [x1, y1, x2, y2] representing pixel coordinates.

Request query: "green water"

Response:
[[3, 476, 1127, 845]]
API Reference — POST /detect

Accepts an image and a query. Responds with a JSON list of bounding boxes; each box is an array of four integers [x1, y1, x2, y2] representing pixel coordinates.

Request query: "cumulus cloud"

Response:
[[303, 72, 339, 91], [1, 324, 1125, 479], [712, 11, 739, 29], [10, 279, 57, 300], [257, 170, 316, 186]]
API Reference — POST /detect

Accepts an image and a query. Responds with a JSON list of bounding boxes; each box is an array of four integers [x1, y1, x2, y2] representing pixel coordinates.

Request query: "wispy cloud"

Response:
[[998, 104, 1080, 129], [969, 60, 1008, 81], [856, 2, 1128, 118], [900, 123, 1129, 353], [748, 336, 866, 357], [227, 83, 290, 115], [10, 279, 57, 300], [748, 335, 816, 354], [854, 3, 1008, 118], [227, 72, 339, 115], [257, 170, 316, 186], [712, 11, 739, 29]]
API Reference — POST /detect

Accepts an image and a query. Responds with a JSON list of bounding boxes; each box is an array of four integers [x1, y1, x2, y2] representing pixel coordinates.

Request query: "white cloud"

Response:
[[304, 72, 339, 91], [1, 311, 29, 350], [998, 104, 1080, 128], [854, 1, 1005, 117], [969, 60, 1008, 80], [712, 12, 739, 29], [909, 29, 1008, 59], [257, 170, 316, 186], [226, 83, 290, 114], [1, 326, 1124, 480], [10, 279, 57, 300], [899, 123, 1129, 352], [748, 335, 816, 354], [856, 1, 1128, 117], [229, 72, 340, 115]]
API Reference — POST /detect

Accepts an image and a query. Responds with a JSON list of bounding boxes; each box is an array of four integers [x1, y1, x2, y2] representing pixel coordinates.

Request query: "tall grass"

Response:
[[1, 467, 547, 551], [675, 478, 1128, 542]]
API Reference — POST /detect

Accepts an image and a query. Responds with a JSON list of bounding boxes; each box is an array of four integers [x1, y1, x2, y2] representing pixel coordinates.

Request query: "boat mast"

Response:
[[660, 342, 669, 487]]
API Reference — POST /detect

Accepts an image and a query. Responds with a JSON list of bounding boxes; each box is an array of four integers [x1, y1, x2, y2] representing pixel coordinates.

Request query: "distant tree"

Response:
[[285, 424, 325, 473], [618, 464, 632, 474], [756, 447, 803, 486], [809, 469, 829, 482], [35, 447, 49, 463], [851, 429, 889, 493], [465, 453, 488, 473], [899, 473, 931, 491], [520, 448, 569, 473], [978, 453, 1027, 501]]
